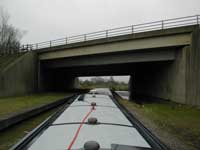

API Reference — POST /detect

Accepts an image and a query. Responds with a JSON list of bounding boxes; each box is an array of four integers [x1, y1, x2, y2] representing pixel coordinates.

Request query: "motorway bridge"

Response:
[[0, 15, 200, 106]]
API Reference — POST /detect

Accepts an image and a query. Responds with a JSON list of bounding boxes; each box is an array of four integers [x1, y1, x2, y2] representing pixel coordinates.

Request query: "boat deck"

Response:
[[27, 93, 151, 150]]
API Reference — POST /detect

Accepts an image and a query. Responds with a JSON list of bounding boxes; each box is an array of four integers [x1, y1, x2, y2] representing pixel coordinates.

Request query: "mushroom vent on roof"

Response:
[[84, 141, 100, 150], [88, 117, 98, 125], [91, 102, 97, 106]]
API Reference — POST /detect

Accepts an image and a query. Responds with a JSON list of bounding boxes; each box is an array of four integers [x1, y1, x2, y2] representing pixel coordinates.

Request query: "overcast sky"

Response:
[[1, 0, 200, 82], [1, 0, 200, 44]]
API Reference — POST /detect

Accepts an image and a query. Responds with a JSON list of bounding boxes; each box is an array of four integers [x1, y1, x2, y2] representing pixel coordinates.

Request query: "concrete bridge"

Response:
[[1, 15, 200, 105], [37, 25, 199, 105]]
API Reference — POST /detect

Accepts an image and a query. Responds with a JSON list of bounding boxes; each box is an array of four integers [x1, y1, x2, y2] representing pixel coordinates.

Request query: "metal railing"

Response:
[[21, 15, 200, 51]]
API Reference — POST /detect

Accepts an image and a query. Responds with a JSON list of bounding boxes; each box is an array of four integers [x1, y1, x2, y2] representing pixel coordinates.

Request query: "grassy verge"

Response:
[[0, 107, 58, 150], [119, 99, 200, 149], [0, 93, 68, 119]]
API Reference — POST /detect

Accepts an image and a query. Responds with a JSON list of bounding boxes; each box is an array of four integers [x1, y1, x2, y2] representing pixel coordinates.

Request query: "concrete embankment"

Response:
[[0, 52, 38, 97]]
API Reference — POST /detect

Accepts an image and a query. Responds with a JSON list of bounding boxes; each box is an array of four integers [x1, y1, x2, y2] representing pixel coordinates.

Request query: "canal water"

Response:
[[115, 91, 130, 100]]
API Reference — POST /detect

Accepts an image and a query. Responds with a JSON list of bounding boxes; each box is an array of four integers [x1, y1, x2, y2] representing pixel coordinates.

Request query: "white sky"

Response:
[[1, 0, 200, 44], [1, 0, 200, 82]]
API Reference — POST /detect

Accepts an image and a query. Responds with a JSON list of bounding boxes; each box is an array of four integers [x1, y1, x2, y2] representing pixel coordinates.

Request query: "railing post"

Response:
[[161, 20, 164, 29], [197, 15, 199, 24], [106, 30, 108, 38], [131, 25, 134, 34], [50, 41, 52, 47], [84, 34, 86, 41], [66, 37, 68, 44]]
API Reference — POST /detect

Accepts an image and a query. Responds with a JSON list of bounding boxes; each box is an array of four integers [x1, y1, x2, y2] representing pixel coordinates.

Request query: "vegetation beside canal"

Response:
[[0, 107, 58, 150], [119, 99, 200, 150], [79, 76, 128, 91], [0, 93, 67, 119]]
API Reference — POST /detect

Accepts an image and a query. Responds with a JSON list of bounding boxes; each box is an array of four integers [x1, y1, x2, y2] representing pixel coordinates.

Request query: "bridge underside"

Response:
[[39, 46, 188, 104]]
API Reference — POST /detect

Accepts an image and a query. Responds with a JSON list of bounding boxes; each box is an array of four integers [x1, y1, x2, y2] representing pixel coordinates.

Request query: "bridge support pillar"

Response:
[[129, 46, 187, 103], [186, 28, 200, 106]]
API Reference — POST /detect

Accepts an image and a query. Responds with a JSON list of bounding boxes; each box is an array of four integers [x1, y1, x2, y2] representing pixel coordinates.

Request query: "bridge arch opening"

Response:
[[39, 57, 185, 104]]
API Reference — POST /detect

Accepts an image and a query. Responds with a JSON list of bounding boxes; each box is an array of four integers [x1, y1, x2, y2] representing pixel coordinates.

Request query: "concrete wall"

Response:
[[186, 28, 200, 105], [0, 52, 38, 97]]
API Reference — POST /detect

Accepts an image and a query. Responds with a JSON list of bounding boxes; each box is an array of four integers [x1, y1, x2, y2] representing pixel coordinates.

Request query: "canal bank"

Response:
[[114, 92, 200, 150], [0, 107, 58, 150], [0, 93, 76, 149], [0, 93, 76, 131]]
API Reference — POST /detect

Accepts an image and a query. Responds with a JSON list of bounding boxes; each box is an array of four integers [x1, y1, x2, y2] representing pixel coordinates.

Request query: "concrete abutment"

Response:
[[0, 52, 38, 97], [129, 27, 200, 106], [129, 46, 187, 104]]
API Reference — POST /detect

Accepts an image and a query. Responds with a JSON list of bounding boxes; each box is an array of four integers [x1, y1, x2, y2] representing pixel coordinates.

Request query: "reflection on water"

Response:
[[115, 91, 129, 100]]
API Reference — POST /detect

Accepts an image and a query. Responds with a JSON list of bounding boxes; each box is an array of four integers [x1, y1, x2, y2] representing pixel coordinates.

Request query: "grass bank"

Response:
[[119, 99, 200, 150], [0, 107, 58, 150], [0, 93, 67, 119]]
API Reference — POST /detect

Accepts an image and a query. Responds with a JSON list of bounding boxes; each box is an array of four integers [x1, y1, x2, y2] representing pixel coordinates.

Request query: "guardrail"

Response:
[[21, 15, 200, 51]]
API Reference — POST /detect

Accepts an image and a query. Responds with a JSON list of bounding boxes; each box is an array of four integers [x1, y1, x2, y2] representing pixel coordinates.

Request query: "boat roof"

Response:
[[26, 92, 151, 150]]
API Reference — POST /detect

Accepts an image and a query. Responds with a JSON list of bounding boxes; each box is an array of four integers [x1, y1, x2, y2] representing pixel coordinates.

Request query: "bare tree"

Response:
[[0, 7, 23, 54]]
